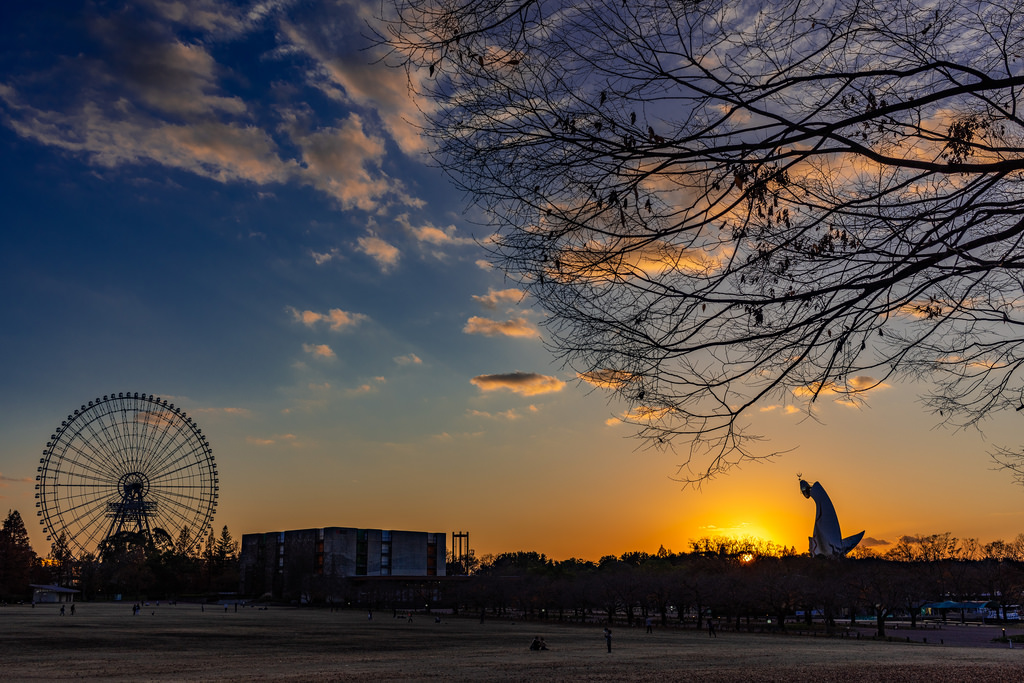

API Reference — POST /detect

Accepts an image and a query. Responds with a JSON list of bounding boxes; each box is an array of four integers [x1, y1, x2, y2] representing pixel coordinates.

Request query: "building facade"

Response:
[[239, 527, 446, 602]]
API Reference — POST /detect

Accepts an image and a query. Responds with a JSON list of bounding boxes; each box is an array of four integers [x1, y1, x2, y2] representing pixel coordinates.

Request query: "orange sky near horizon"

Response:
[[207, 378, 1024, 563], [5, 372, 1024, 564]]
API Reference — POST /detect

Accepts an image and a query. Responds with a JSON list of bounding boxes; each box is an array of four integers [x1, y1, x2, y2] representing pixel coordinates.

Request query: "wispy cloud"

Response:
[[245, 433, 298, 446], [356, 233, 400, 272], [396, 214, 475, 250], [394, 353, 422, 365], [468, 408, 523, 420], [472, 288, 524, 310], [278, 12, 431, 156], [577, 369, 637, 389], [140, 0, 253, 35], [759, 404, 802, 415], [302, 343, 335, 359], [289, 114, 398, 211], [463, 316, 539, 338], [793, 375, 888, 400], [287, 306, 367, 331], [0, 2, 424, 216], [311, 248, 339, 265], [0, 84, 296, 183], [347, 376, 386, 396], [470, 372, 565, 396], [192, 406, 252, 418]]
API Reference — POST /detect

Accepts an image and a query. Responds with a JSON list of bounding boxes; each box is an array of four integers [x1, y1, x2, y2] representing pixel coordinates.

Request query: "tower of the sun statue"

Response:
[[799, 479, 864, 557]]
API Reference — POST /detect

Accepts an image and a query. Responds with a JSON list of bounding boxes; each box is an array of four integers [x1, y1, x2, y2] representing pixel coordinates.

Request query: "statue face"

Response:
[[799, 479, 811, 499]]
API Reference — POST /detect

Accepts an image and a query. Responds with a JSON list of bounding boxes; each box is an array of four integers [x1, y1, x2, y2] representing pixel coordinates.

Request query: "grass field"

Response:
[[3, 603, 1024, 681]]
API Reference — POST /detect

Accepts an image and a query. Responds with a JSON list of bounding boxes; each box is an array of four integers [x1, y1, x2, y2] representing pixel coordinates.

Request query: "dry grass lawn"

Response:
[[3, 603, 1024, 681]]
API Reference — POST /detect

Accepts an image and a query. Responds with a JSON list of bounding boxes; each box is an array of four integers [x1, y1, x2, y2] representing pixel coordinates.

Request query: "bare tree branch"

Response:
[[382, 0, 1024, 482]]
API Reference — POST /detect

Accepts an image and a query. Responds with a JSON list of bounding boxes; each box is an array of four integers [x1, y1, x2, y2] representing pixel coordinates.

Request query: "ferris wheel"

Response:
[[35, 393, 219, 558]]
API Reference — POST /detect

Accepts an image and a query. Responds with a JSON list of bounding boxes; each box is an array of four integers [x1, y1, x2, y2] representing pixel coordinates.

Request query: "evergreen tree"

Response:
[[174, 526, 194, 557], [47, 533, 74, 587], [215, 525, 239, 565], [0, 509, 37, 599]]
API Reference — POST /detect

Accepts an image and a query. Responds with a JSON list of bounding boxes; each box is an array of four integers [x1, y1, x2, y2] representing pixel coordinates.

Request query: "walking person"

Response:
[[603, 627, 612, 652]]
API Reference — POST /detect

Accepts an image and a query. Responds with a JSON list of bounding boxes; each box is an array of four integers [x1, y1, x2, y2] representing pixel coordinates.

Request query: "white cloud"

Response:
[[278, 16, 431, 156], [302, 343, 335, 359], [0, 4, 423, 217], [0, 86, 296, 185], [356, 234, 400, 272], [289, 114, 400, 211], [472, 288, 524, 309], [311, 248, 339, 265], [287, 306, 367, 331], [396, 214, 475, 247], [463, 316, 539, 338]]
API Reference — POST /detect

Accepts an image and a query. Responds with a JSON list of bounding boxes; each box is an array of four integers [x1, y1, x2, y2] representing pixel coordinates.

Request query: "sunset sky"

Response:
[[3, 0, 1024, 562]]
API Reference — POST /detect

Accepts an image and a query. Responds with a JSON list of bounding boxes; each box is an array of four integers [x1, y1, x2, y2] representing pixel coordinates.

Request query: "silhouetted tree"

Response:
[[385, 0, 1024, 482], [46, 533, 75, 587], [447, 547, 480, 575], [848, 558, 907, 637], [97, 531, 153, 599], [751, 557, 803, 631], [0, 509, 36, 599]]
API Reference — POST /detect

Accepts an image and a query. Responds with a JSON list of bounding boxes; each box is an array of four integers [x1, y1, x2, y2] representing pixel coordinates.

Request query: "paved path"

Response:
[[852, 621, 1019, 649]]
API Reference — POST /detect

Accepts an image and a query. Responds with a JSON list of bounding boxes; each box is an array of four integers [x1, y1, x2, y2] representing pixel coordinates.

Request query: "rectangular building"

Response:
[[239, 527, 446, 602]]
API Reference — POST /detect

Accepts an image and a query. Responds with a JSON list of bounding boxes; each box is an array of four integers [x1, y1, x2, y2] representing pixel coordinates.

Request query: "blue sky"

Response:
[[3, 0, 1024, 561]]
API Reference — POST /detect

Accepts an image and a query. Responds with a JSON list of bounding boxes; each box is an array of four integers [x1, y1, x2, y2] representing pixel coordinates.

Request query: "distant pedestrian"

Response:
[[708, 620, 717, 638], [645, 616, 653, 634], [368, 610, 373, 621], [59, 604, 65, 616], [603, 627, 612, 652], [70, 604, 76, 616]]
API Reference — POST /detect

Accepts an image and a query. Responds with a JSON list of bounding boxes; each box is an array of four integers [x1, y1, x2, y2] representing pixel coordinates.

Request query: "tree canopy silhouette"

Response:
[[383, 0, 1024, 481]]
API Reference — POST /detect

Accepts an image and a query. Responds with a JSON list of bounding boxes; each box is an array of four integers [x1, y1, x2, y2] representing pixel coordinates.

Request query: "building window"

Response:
[[427, 537, 438, 576], [356, 529, 368, 576], [381, 541, 391, 576]]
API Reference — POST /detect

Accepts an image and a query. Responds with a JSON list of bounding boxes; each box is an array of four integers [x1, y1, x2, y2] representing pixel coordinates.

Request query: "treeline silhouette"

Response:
[[0, 508, 239, 603], [443, 534, 1024, 637]]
